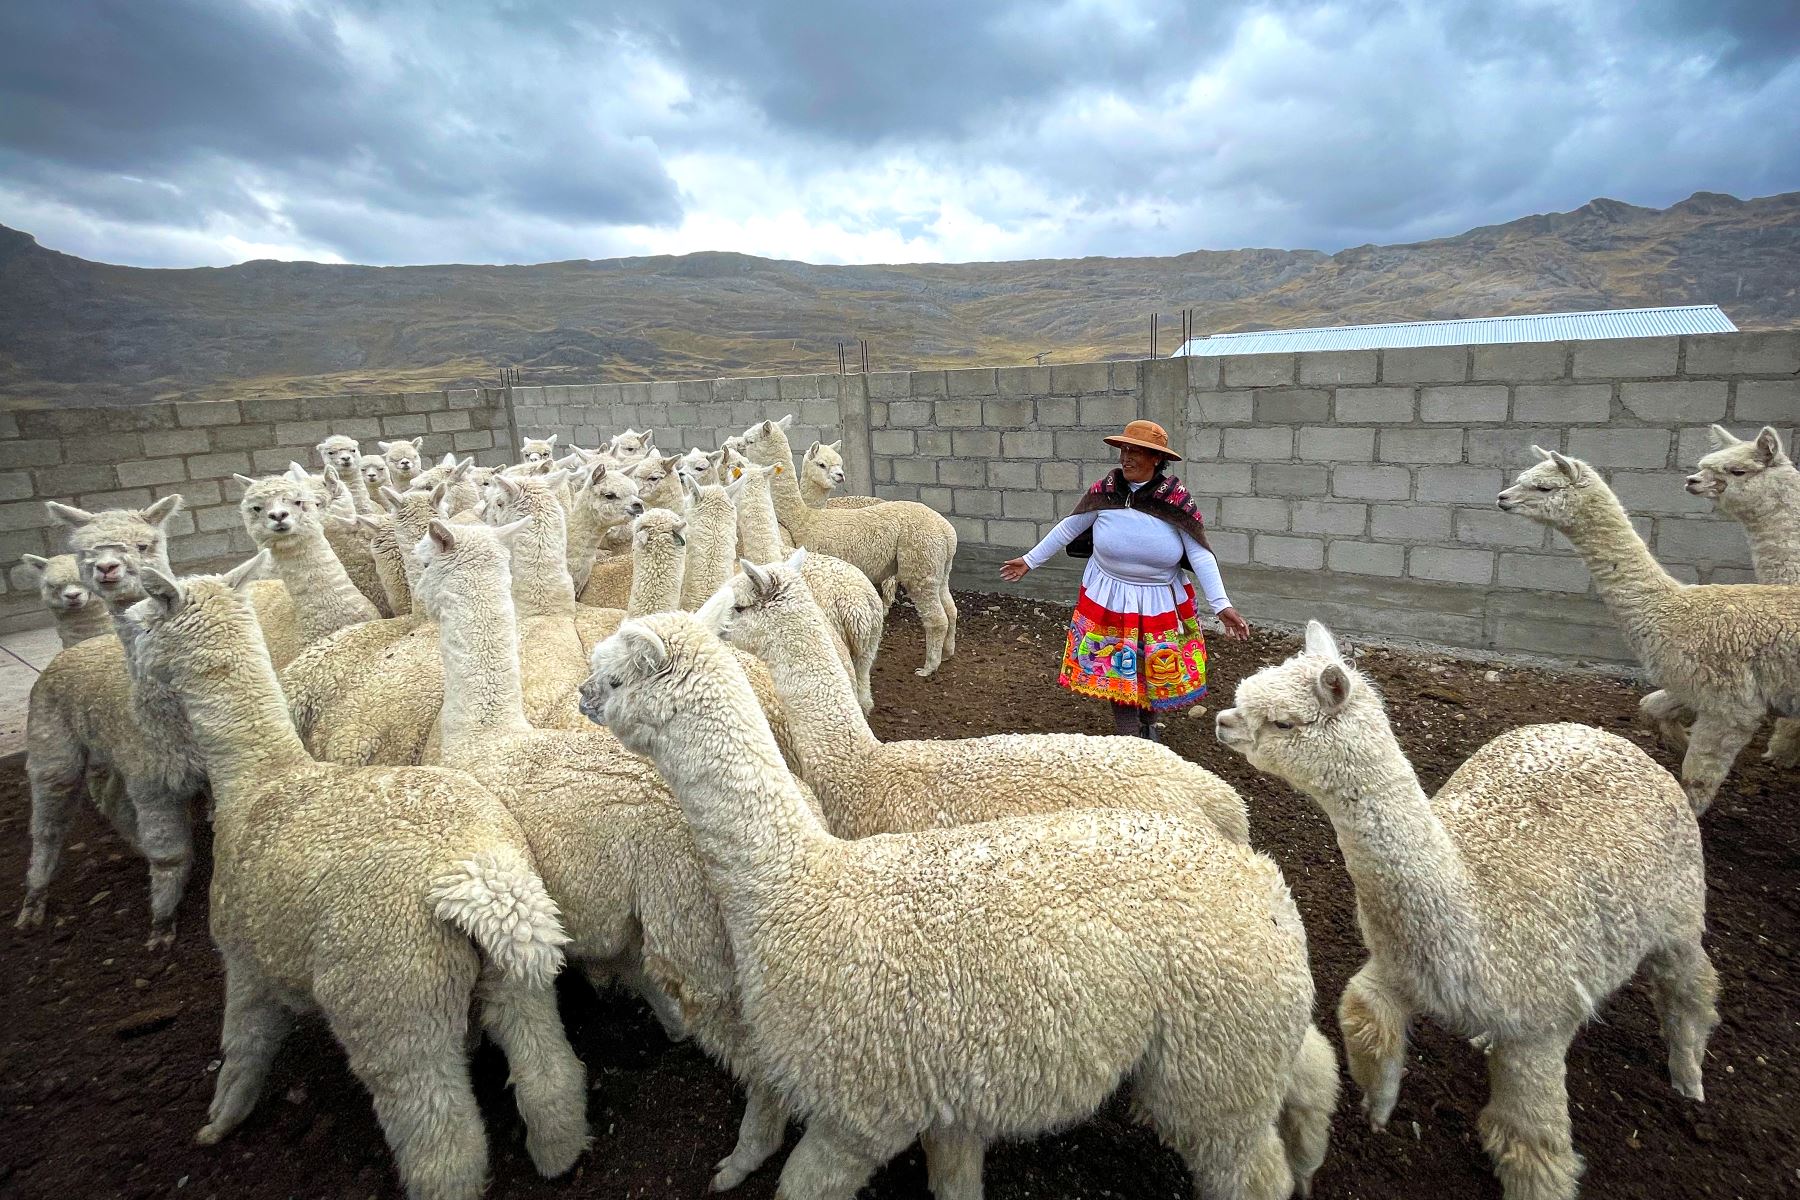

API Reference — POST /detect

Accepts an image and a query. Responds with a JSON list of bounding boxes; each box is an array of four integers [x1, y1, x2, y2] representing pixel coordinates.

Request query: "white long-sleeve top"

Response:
[[1023, 492, 1232, 615]]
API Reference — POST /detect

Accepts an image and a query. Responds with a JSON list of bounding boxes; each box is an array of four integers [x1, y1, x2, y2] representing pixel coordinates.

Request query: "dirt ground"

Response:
[[2, 592, 1795, 1199]]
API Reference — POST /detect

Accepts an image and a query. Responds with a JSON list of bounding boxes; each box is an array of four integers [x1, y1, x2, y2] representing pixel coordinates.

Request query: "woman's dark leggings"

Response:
[[1111, 702, 1147, 736]]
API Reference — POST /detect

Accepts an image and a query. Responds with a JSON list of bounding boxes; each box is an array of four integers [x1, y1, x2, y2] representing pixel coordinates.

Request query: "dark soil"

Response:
[[2, 593, 1795, 1199]]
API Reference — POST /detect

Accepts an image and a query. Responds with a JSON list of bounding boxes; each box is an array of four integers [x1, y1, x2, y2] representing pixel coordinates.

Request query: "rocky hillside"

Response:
[[2, 190, 1795, 406]]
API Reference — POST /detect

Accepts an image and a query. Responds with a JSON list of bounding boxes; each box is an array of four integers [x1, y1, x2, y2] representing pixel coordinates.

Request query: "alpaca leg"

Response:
[[615, 949, 690, 1043], [478, 965, 590, 1177], [17, 742, 86, 929], [908, 569, 950, 677], [1479, 1034, 1581, 1200], [774, 1119, 902, 1200], [131, 783, 195, 951], [1644, 939, 1719, 1101], [1763, 717, 1800, 768], [89, 767, 141, 850], [1638, 689, 1693, 756], [879, 577, 898, 610], [711, 1080, 790, 1192], [937, 575, 957, 660], [921, 1129, 984, 1200], [197, 954, 294, 1144], [1679, 707, 1762, 814], [1338, 961, 1410, 1130], [1179, 1127, 1292, 1200], [1278, 1025, 1341, 1198]]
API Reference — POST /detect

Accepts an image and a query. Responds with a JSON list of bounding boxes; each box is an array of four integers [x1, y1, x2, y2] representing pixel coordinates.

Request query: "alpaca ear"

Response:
[[1315, 662, 1355, 715], [223, 550, 270, 591], [670, 518, 688, 548], [541, 468, 569, 491], [427, 518, 456, 553], [1755, 426, 1783, 465], [377, 441, 394, 453], [1528, 445, 1552, 463], [784, 546, 808, 571], [20, 553, 48, 574], [429, 483, 449, 515], [355, 515, 382, 534], [741, 558, 776, 596], [683, 475, 699, 502], [724, 474, 747, 502], [1548, 450, 1583, 483], [378, 486, 404, 514], [545, 434, 558, 448], [231, 473, 260, 491], [492, 517, 531, 545], [140, 494, 185, 525], [1707, 424, 1741, 450], [614, 621, 670, 675], [806, 440, 820, 459], [776, 414, 794, 429], [438, 452, 456, 469], [285, 462, 311, 483], [829, 440, 841, 452], [495, 474, 522, 500], [451, 457, 474, 480], [1303, 619, 1341, 661], [141, 566, 183, 614]]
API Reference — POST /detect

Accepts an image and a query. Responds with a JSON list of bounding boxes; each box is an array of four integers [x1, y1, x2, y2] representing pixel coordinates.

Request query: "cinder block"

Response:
[[1655, 517, 1751, 568], [176, 401, 242, 428], [1185, 427, 1222, 460], [1684, 332, 1800, 376], [380, 415, 429, 437], [0, 501, 56, 533], [946, 369, 997, 397], [1512, 384, 1612, 423], [37, 464, 116, 496], [115, 459, 187, 488], [1078, 395, 1137, 427], [873, 459, 892, 483], [946, 514, 984, 543], [934, 399, 983, 427], [1496, 552, 1590, 593], [1254, 464, 1328, 496], [1564, 428, 1671, 469], [1002, 491, 1054, 519], [140, 430, 212, 458], [176, 480, 222, 508], [1209, 530, 1250, 565], [196, 504, 244, 533], [888, 400, 932, 427], [987, 461, 1038, 490], [1420, 385, 1508, 423], [1036, 397, 1079, 426], [429, 410, 473, 433], [1054, 431, 1098, 460], [403, 392, 450, 413], [241, 398, 307, 424], [1251, 534, 1324, 570], [1377, 428, 1462, 463], [1381, 346, 1466, 383], [866, 371, 911, 399], [937, 460, 985, 487], [1328, 540, 1405, 577], [1194, 462, 1252, 494], [185, 451, 253, 479], [0, 471, 30, 502], [1610, 469, 1713, 515], [1331, 464, 1411, 500], [875, 483, 919, 502], [996, 366, 1051, 396], [1290, 501, 1367, 535], [983, 398, 1033, 426], [1223, 427, 1293, 460], [1733, 380, 1800, 424], [1408, 546, 1493, 585], [986, 519, 1041, 548], [1298, 350, 1378, 386], [1371, 504, 1452, 541], [1253, 389, 1329, 423], [76, 487, 152, 511], [1190, 391, 1253, 424], [1222, 354, 1294, 388], [0, 440, 64, 469], [1675, 423, 1795, 469], [1454, 508, 1546, 548], [1110, 361, 1143, 392], [1333, 387, 1414, 423], [1572, 337, 1679, 379], [1050, 363, 1109, 394], [1297, 427, 1374, 461], [1001, 431, 1054, 458], [776, 375, 820, 401], [916, 430, 953, 457], [1185, 356, 1222, 389], [1416, 466, 1504, 504], [1466, 428, 1564, 467], [1220, 497, 1289, 531], [952, 430, 1000, 458], [919, 487, 953, 512], [893, 459, 938, 485], [1039, 461, 1082, 492], [452, 430, 496, 453], [1472, 342, 1566, 381], [872, 430, 915, 456], [1620, 380, 1726, 422], [64, 433, 143, 465]]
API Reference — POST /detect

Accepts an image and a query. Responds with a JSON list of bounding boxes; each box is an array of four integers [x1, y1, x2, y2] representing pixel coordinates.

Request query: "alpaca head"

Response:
[[577, 466, 646, 530], [698, 550, 812, 657], [47, 495, 185, 574], [802, 440, 845, 493], [631, 508, 688, 559], [23, 552, 97, 616], [359, 454, 392, 489], [1496, 448, 1603, 531], [123, 553, 271, 688], [412, 519, 525, 621], [406, 452, 466, 494], [736, 414, 796, 468], [630, 453, 683, 504], [1688, 425, 1791, 516], [675, 448, 711, 487], [74, 541, 150, 607], [520, 434, 559, 464], [581, 611, 738, 756], [1215, 621, 1397, 811], [608, 428, 654, 465], [234, 472, 322, 546], [712, 443, 748, 483], [480, 472, 567, 537], [317, 435, 361, 474], [377, 439, 422, 482]]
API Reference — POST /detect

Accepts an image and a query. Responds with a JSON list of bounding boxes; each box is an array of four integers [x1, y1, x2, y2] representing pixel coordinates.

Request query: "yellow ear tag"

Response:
[[732, 467, 743, 479], [774, 464, 785, 475]]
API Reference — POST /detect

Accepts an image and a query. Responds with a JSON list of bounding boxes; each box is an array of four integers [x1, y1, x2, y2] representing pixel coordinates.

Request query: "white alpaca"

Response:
[[677, 476, 741, 611], [235, 472, 380, 645], [378, 439, 423, 489], [520, 433, 559, 464], [738, 415, 957, 676], [1499, 449, 1800, 812], [1216, 621, 1716, 1200], [704, 555, 1248, 843], [20, 553, 110, 647], [604, 427, 655, 469], [628, 451, 687, 514], [305, 463, 393, 614], [565, 465, 646, 593], [798, 440, 881, 510], [122, 557, 587, 1200], [317, 435, 377, 516], [581, 506, 688, 611], [360, 453, 393, 492], [582, 612, 1335, 1200]]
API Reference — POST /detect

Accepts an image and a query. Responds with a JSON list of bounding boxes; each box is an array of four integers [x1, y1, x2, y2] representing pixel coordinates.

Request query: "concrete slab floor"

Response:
[[0, 625, 63, 763]]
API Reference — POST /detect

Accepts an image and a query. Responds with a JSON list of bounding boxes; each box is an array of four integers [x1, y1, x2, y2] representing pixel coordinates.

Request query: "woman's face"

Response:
[[1119, 445, 1163, 483]]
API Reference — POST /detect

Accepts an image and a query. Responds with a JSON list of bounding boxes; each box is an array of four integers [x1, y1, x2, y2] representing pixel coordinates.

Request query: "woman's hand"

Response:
[[1000, 557, 1031, 582], [1217, 607, 1251, 641]]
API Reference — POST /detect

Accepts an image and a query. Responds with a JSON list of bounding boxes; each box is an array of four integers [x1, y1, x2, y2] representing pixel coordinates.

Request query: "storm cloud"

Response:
[[1, 0, 1795, 267]]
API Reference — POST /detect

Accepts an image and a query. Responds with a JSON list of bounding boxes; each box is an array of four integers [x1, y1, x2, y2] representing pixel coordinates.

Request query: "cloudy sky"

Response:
[[2, 0, 1796, 268]]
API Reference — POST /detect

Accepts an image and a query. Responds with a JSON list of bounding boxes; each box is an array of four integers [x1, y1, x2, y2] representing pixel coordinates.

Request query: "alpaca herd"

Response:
[[10, 414, 1793, 1200]]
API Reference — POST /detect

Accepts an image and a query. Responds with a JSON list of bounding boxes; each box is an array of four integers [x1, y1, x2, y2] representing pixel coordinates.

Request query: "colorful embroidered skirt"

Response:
[[1058, 583, 1208, 711]]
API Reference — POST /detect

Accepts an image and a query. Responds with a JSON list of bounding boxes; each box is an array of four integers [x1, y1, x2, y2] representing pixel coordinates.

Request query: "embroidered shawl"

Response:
[[1064, 468, 1212, 564]]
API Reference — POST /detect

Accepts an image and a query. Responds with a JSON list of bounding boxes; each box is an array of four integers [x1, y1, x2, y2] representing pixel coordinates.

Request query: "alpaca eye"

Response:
[[1272, 720, 1295, 731], [1729, 468, 1746, 476], [733, 605, 746, 613], [608, 676, 623, 689], [251, 505, 262, 513], [1534, 485, 1552, 493]]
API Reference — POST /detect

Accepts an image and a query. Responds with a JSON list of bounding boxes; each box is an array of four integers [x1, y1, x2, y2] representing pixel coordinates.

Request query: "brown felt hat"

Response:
[[1102, 419, 1181, 462]]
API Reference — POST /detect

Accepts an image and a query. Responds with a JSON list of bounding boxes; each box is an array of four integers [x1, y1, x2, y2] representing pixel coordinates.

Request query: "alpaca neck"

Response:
[[55, 603, 111, 647], [341, 466, 376, 516], [680, 498, 736, 610], [628, 546, 686, 616], [764, 451, 816, 539], [433, 579, 532, 744], [1558, 483, 1679, 612], [370, 525, 416, 615], [565, 503, 610, 592], [172, 624, 312, 806], [267, 526, 379, 644], [752, 608, 880, 806], [1727, 469, 1800, 584], [737, 484, 785, 562], [508, 503, 577, 618], [799, 474, 831, 509]]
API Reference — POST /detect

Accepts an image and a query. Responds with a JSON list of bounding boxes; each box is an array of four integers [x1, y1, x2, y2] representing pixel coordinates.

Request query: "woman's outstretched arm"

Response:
[[1002, 511, 1098, 580]]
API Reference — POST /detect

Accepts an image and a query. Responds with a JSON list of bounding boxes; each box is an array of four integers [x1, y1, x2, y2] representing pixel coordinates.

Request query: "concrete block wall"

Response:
[[0, 388, 509, 633]]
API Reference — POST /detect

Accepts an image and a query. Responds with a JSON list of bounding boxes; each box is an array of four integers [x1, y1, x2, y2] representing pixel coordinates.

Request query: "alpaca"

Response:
[[360, 453, 392, 492], [122, 557, 588, 1199], [605, 427, 655, 469], [581, 612, 1334, 1200], [1499, 449, 1800, 812], [580, 508, 687, 611], [317, 435, 377, 515], [737, 415, 957, 676], [235, 473, 381, 645], [20, 553, 110, 647], [677, 477, 740, 612], [378, 439, 423, 489], [675, 447, 712, 488], [306, 463, 393, 614], [704, 554, 1248, 843], [521, 434, 559, 464], [1216, 621, 1716, 1200], [628, 452, 687, 514], [566, 465, 646, 592], [799, 440, 881, 510]]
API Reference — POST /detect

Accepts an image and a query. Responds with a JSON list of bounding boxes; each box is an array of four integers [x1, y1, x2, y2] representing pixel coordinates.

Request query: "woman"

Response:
[[1001, 419, 1249, 741]]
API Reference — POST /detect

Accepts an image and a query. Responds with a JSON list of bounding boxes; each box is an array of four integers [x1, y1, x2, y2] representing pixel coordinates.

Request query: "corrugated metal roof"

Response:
[[1170, 305, 1736, 356]]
